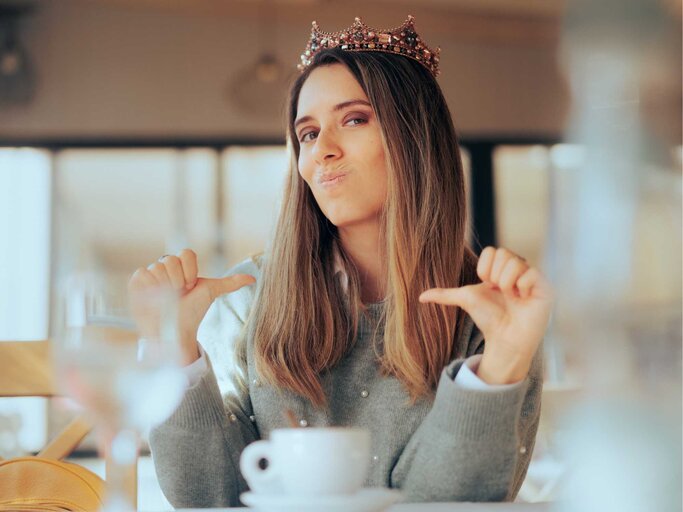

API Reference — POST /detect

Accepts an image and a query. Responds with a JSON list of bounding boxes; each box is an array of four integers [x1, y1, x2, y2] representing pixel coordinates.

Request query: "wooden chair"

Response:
[[0, 340, 137, 505]]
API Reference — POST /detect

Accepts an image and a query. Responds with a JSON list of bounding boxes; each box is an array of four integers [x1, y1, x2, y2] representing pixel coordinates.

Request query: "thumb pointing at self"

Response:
[[419, 283, 496, 312], [199, 274, 257, 301], [419, 282, 507, 334], [175, 273, 257, 365]]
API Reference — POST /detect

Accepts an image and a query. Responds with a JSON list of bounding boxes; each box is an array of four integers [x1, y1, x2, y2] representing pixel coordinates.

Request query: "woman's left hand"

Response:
[[419, 246, 554, 385]]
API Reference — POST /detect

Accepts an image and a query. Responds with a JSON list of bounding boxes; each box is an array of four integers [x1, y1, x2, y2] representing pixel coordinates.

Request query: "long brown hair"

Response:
[[248, 48, 479, 407]]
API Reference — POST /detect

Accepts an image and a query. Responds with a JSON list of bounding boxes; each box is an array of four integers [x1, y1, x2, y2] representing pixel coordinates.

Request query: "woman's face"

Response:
[[295, 63, 388, 229]]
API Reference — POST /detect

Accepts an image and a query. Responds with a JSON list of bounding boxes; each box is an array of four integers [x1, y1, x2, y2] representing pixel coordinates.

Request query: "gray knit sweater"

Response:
[[149, 258, 543, 508]]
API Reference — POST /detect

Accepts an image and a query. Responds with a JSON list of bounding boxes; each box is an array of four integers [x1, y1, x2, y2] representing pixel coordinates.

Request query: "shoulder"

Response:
[[227, 253, 264, 279], [198, 254, 264, 341], [214, 254, 264, 322]]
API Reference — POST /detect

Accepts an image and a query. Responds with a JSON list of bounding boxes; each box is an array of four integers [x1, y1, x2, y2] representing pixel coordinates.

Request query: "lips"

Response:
[[317, 171, 348, 187]]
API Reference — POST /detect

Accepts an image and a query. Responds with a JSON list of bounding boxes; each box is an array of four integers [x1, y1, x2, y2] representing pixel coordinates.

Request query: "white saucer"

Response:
[[240, 488, 403, 512]]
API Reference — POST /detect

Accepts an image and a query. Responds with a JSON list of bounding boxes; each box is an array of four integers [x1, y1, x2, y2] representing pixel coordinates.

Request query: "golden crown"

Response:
[[298, 15, 441, 78]]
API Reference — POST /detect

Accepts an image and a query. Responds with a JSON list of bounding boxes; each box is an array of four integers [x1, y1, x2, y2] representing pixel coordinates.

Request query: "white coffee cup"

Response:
[[240, 427, 371, 496]]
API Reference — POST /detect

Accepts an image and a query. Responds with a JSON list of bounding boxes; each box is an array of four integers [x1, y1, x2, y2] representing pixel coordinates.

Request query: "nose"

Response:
[[312, 128, 342, 164]]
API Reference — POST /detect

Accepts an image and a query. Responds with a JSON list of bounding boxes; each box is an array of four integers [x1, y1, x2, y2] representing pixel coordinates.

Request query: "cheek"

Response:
[[297, 153, 313, 183], [370, 172, 388, 208], [370, 148, 389, 195]]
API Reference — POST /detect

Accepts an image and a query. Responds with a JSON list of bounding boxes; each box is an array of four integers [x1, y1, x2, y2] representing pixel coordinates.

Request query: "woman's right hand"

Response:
[[128, 249, 256, 365]]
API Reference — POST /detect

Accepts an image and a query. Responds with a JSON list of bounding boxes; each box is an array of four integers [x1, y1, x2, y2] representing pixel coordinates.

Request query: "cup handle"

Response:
[[240, 440, 280, 494]]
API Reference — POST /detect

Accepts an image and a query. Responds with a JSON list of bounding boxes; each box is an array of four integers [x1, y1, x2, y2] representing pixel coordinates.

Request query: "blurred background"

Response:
[[0, 0, 680, 510]]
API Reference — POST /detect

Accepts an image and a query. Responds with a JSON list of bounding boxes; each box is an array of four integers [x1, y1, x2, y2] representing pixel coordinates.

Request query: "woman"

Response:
[[134, 16, 553, 507]]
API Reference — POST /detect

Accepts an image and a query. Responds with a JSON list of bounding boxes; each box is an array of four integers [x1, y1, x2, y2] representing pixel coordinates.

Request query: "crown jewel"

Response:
[[298, 15, 441, 78]]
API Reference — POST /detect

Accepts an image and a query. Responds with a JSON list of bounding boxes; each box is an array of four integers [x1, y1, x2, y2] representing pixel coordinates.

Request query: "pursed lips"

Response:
[[316, 170, 349, 187]]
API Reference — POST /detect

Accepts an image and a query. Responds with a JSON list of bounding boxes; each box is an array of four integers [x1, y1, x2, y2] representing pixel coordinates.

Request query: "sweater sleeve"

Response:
[[390, 318, 544, 502], [148, 259, 260, 508]]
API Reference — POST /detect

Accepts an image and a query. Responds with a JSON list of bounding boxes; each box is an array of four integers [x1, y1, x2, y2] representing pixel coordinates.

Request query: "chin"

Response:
[[317, 200, 382, 229], [323, 214, 351, 228], [323, 211, 376, 229]]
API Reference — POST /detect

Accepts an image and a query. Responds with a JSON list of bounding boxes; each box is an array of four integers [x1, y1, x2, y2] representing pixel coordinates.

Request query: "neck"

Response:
[[338, 219, 386, 304]]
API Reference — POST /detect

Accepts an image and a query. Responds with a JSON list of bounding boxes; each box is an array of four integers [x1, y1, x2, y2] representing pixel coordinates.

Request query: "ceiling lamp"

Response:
[[227, 0, 292, 118], [0, 4, 37, 107]]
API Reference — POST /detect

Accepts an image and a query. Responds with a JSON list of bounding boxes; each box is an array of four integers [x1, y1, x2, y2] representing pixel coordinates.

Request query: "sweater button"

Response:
[[360, 390, 369, 398], [299, 419, 309, 428], [249, 415, 256, 422], [372, 455, 379, 462], [519, 446, 527, 454], [229, 413, 237, 422]]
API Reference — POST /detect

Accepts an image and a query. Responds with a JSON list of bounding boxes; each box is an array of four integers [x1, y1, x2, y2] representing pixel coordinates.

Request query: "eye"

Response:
[[299, 115, 368, 143], [345, 116, 368, 126], [299, 130, 318, 143]]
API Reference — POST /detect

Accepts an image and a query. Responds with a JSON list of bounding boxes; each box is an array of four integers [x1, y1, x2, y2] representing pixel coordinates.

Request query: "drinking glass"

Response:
[[51, 271, 187, 511]]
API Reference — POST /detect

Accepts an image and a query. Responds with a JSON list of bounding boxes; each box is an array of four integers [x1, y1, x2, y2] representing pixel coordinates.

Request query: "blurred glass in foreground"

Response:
[[551, 0, 682, 510], [51, 274, 186, 511]]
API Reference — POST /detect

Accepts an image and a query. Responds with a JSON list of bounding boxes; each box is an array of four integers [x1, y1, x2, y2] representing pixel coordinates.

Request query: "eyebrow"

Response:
[[294, 99, 372, 131]]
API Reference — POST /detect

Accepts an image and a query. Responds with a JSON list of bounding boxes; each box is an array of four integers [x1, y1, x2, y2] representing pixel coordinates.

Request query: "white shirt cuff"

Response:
[[182, 343, 210, 387], [454, 354, 519, 391]]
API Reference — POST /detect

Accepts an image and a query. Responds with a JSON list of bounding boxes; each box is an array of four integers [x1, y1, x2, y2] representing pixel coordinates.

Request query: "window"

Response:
[[0, 148, 51, 340], [0, 147, 52, 456], [1, 143, 288, 457], [221, 146, 288, 268], [493, 145, 550, 268]]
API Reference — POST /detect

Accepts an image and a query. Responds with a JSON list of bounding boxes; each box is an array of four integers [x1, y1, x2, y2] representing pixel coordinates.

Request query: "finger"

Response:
[[178, 248, 199, 290], [517, 267, 552, 300], [419, 285, 477, 309], [420, 283, 505, 331], [498, 257, 529, 296], [477, 246, 496, 282], [147, 262, 172, 286], [516, 269, 534, 299], [129, 267, 157, 290], [203, 274, 256, 301], [159, 255, 187, 291], [490, 248, 516, 284]]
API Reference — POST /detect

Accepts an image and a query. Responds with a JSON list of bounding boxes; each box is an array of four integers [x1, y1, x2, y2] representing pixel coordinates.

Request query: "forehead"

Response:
[[297, 64, 368, 115]]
